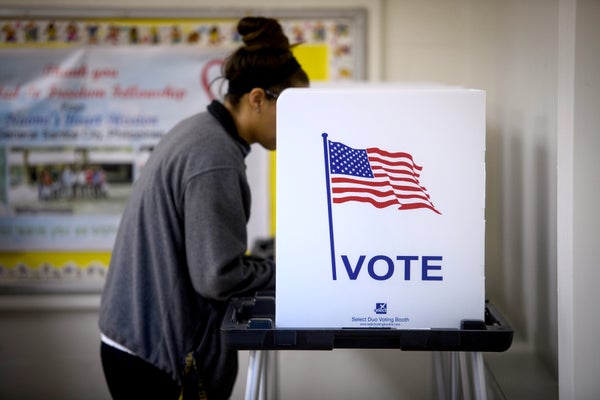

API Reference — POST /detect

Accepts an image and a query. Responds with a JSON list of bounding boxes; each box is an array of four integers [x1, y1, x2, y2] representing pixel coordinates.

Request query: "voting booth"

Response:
[[222, 86, 513, 400], [275, 86, 486, 330]]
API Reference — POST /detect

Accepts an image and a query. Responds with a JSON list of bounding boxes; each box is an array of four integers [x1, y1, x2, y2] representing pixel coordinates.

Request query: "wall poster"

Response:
[[0, 9, 366, 291]]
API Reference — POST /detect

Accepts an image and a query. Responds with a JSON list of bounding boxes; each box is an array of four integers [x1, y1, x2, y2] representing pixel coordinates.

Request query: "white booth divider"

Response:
[[275, 86, 486, 329]]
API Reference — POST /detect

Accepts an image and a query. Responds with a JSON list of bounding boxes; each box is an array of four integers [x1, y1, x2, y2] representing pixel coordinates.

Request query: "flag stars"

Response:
[[329, 141, 374, 178]]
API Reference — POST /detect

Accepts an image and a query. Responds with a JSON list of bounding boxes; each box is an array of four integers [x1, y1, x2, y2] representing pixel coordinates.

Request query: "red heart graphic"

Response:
[[200, 58, 224, 100]]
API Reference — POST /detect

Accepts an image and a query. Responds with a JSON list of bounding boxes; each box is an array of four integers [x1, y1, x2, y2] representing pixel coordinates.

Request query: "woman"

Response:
[[99, 16, 309, 400]]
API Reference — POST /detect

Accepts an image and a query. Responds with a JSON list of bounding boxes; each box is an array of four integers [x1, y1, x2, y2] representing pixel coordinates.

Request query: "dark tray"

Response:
[[222, 293, 513, 352]]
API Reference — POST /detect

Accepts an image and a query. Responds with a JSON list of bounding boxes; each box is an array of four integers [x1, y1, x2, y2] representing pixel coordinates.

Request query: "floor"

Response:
[[485, 341, 558, 400]]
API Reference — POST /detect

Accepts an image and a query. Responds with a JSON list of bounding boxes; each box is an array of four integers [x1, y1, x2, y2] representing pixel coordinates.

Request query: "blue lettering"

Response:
[[368, 255, 394, 280], [422, 256, 443, 281], [65, 113, 102, 127], [341, 255, 366, 280], [338, 254, 444, 281], [396, 255, 419, 280]]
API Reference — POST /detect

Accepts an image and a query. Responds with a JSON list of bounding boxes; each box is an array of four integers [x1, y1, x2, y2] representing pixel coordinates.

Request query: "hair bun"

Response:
[[237, 17, 290, 51]]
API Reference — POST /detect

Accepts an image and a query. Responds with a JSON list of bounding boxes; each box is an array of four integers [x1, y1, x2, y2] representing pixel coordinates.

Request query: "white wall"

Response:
[[1, 0, 599, 399], [384, 0, 560, 376], [481, 0, 559, 372], [570, 2, 600, 395], [557, 0, 600, 398], [570, 0, 600, 392]]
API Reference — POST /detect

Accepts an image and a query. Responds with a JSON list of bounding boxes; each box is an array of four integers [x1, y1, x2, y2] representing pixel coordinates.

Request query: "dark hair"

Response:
[[223, 17, 309, 105]]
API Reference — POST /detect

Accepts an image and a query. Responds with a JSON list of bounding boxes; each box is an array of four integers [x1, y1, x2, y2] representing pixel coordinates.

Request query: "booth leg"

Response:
[[471, 352, 487, 400], [433, 352, 446, 400], [434, 351, 488, 400], [450, 352, 460, 400], [244, 350, 265, 400], [244, 351, 279, 400], [459, 352, 472, 400], [433, 352, 460, 399], [258, 351, 268, 400], [267, 351, 279, 400]]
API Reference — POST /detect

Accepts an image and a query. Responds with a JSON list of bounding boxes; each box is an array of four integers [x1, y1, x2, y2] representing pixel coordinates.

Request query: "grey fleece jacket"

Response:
[[99, 101, 275, 399]]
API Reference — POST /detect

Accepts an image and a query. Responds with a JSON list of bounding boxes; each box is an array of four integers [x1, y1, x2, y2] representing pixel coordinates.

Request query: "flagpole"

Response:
[[322, 133, 337, 280]]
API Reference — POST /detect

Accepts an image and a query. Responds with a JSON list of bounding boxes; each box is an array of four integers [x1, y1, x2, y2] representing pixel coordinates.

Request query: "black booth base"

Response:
[[221, 292, 513, 352]]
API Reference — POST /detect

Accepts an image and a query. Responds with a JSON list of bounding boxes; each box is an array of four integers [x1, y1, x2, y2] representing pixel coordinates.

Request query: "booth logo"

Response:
[[374, 303, 387, 314]]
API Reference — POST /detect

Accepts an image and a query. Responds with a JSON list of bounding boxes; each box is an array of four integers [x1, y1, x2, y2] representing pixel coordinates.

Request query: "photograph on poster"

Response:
[[6, 146, 135, 216]]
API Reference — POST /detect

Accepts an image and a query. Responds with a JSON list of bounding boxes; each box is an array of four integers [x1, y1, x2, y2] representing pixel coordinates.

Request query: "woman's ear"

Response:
[[247, 88, 266, 112]]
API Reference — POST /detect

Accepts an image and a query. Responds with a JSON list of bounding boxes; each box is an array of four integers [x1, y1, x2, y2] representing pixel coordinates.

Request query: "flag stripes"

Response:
[[328, 140, 441, 214]]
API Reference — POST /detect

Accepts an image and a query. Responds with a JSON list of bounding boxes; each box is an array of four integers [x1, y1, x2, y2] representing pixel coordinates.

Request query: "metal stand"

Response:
[[225, 296, 511, 400], [244, 350, 277, 400], [244, 350, 488, 400], [244, 350, 487, 400], [244, 350, 264, 400], [433, 351, 488, 400]]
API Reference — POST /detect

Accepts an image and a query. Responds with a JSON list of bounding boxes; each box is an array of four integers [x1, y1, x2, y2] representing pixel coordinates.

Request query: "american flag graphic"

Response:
[[327, 140, 441, 214]]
